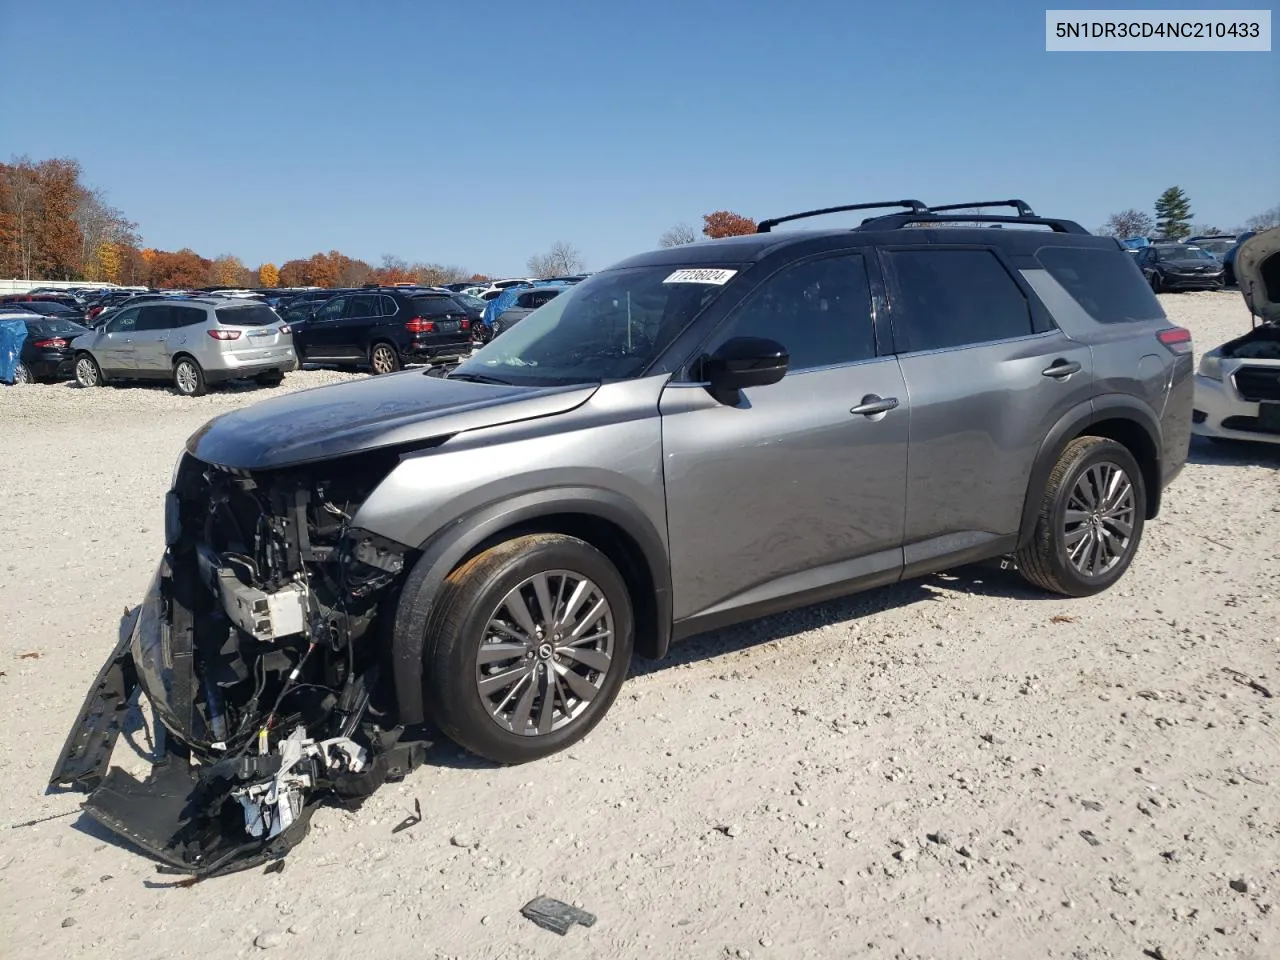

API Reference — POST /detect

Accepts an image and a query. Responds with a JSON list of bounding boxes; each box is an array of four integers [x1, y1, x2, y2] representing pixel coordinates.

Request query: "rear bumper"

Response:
[[204, 347, 296, 382], [1192, 373, 1280, 444], [27, 351, 75, 380], [405, 340, 472, 363]]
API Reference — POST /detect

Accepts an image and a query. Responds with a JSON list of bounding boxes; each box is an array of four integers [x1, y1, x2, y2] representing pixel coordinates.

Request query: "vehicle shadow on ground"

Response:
[[629, 562, 1045, 679], [1187, 435, 1280, 468]]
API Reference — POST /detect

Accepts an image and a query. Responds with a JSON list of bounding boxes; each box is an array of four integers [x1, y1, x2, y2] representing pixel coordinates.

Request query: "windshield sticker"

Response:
[[663, 268, 737, 285]]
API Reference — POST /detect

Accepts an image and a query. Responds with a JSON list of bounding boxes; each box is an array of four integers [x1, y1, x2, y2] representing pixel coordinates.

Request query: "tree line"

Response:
[[0, 155, 587, 289], [1098, 186, 1278, 240]]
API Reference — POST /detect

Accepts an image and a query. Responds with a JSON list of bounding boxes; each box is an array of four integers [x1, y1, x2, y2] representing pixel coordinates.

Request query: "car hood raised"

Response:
[[187, 370, 599, 469], [1235, 226, 1280, 325]]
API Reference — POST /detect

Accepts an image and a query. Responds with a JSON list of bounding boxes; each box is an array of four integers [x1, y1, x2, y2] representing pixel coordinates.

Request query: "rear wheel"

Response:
[[75, 353, 103, 388], [12, 362, 32, 385], [1149, 271, 1162, 293], [424, 534, 635, 764], [173, 357, 207, 397], [370, 342, 401, 375], [1017, 436, 1146, 597]]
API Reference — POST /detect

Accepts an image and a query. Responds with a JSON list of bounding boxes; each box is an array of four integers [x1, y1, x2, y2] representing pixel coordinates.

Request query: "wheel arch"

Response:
[[390, 487, 672, 725], [1018, 396, 1163, 549]]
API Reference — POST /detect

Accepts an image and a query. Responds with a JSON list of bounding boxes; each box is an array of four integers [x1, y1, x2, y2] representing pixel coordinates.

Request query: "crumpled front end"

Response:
[[49, 449, 430, 877]]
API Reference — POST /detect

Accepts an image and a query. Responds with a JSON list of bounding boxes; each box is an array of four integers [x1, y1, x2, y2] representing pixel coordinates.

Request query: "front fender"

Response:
[[388, 487, 672, 726]]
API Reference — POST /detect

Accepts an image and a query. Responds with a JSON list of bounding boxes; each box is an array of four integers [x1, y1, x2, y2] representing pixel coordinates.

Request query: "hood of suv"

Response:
[[187, 371, 599, 469], [1235, 227, 1280, 325]]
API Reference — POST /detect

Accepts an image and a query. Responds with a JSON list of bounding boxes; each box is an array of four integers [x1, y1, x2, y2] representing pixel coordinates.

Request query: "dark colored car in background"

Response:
[[1222, 231, 1257, 286], [11, 315, 90, 383], [1184, 234, 1236, 262], [491, 284, 567, 337], [0, 293, 86, 321], [1134, 242, 1225, 292], [291, 287, 473, 373]]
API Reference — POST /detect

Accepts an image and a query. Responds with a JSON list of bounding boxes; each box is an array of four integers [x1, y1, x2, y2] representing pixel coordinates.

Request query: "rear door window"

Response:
[[884, 249, 1034, 352], [1035, 247, 1164, 324], [343, 295, 377, 319], [215, 305, 279, 326]]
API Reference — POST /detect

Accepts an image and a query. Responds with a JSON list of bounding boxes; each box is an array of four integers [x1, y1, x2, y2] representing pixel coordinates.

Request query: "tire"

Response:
[[1149, 271, 1162, 293], [74, 353, 103, 388], [1224, 263, 1235, 286], [12, 362, 32, 385], [424, 533, 635, 764], [254, 370, 285, 387], [472, 324, 491, 345], [172, 356, 207, 397], [369, 342, 401, 375], [1017, 436, 1147, 597]]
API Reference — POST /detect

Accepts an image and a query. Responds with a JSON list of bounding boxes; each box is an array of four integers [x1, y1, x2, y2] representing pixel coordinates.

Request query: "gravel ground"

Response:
[[1, 291, 1277, 960]]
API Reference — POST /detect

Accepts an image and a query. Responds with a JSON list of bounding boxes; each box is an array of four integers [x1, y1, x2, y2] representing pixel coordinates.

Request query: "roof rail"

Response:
[[757, 199, 928, 233], [856, 212, 1090, 234], [927, 199, 1036, 217]]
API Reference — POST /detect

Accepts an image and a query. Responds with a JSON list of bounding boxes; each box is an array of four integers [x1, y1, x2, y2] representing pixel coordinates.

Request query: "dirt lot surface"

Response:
[[2, 293, 1277, 960]]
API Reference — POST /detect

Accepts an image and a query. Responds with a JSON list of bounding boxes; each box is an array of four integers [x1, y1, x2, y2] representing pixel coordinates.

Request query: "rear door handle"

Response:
[[1042, 360, 1081, 379], [850, 394, 900, 417]]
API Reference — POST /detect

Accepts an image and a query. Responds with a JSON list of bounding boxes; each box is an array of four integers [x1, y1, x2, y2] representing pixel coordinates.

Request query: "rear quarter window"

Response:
[[215, 305, 279, 326], [1036, 247, 1164, 324], [411, 296, 457, 318]]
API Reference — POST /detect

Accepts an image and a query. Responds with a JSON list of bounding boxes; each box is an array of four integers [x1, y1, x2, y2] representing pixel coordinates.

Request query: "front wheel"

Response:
[[1017, 436, 1146, 597], [12, 362, 32, 385], [424, 534, 635, 764], [173, 357, 207, 397], [75, 353, 103, 388], [1149, 271, 1162, 293]]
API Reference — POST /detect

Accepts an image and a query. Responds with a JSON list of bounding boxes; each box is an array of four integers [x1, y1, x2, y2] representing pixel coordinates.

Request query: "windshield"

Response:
[[1194, 239, 1232, 257], [21, 302, 76, 315], [1156, 245, 1211, 260], [449, 264, 738, 386]]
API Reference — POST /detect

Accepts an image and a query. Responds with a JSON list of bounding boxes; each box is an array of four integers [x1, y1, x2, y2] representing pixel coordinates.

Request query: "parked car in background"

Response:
[[7, 300, 85, 322], [1184, 234, 1236, 261], [1193, 228, 1280, 445], [7, 312, 90, 383], [1134, 242, 1224, 292], [0, 293, 86, 320], [291, 287, 472, 373], [1222, 230, 1257, 286], [491, 284, 567, 337], [72, 296, 295, 396]]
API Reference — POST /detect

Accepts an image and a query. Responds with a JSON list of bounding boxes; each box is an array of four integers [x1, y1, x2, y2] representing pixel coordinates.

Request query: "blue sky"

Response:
[[1, 0, 1275, 276]]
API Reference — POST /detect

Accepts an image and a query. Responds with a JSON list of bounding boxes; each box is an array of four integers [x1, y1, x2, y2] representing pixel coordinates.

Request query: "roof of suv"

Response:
[[613, 199, 1114, 270]]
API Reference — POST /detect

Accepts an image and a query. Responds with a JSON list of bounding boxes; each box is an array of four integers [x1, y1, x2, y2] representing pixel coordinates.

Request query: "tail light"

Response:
[[32, 338, 68, 349], [279, 324, 291, 334], [1156, 326, 1192, 355], [207, 329, 242, 341], [405, 317, 434, 333], [87, 306, 103, 319], [460, 319, 470, 330]]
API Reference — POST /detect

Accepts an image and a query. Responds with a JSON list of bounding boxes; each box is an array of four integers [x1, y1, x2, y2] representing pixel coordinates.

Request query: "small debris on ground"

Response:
[[17, 652, 40, 660], [392, 798, 422, 834], [520, 896, 597, 936], [1050, 614, 1077, 624], [61, 917, 76, 928], [254, 930, 283, 949], [1079, 830, 1103, 847], [1229, 878, 1249, 894], [1222, 667, 1273, 699]]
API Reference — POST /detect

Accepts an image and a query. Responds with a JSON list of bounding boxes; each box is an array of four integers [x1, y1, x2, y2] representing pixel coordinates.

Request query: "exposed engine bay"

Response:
[[50, 450, 429, 877], [1219, 321, 1280, 360]]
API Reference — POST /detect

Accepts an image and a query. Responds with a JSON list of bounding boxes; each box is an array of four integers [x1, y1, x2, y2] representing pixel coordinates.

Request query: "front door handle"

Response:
[[850, 394, 900, 417], [1042, 360, 1081, 379]]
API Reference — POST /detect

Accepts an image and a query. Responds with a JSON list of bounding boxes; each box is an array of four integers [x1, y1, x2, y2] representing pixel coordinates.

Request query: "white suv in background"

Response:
[[1193, 228, 1280, 446], [71, 296, 296, 397]]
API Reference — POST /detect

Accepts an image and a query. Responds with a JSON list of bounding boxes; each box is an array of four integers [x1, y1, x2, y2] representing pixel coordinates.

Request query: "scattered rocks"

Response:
[[450, 833, 476, 849], [60, 918, 76, 929], [926, 831, 950, 846], [1229, 878, 1249, 894], [1080, 830, 1103, 847], [254, 931, 283, 949]]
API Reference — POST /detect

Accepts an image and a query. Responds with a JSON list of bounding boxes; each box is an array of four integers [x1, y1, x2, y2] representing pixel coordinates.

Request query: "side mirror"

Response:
[[703, 336, 789, 402]]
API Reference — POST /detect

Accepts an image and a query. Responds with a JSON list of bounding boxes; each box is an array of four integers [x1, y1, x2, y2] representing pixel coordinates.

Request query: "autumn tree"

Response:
[[150, 248, 212, 289], [659, 223, 697, 247], [701, 210, 757, 239], [527, 241, 585, 278], [1154, 187, 1192, 239], [258, 262, 280, 287], [210, 254, 247, 287], [1100, 208, 1154, 238], [94, 241, 123, 284]]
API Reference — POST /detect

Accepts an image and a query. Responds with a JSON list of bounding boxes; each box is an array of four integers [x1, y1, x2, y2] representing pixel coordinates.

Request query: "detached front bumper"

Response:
[[49, 564, 428, 878]]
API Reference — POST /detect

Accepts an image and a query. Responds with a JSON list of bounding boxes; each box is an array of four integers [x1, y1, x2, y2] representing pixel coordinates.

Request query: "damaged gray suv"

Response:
[[52, 199, 1194, 876]]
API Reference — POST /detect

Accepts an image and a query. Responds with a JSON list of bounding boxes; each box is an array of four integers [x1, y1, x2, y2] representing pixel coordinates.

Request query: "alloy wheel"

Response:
[[1063, 461, 1136, 578], [474, 570, 615, 737], [75, 356, 99, 387], [14, 363, 31, 384], [371, 345, 397, 374], [175, 361, 199, 394]]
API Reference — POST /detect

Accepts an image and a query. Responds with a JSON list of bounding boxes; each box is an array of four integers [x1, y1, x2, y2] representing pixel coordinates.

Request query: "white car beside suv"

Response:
[[1193, 228, 1280, 445], [72, 296, 296, 396]]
